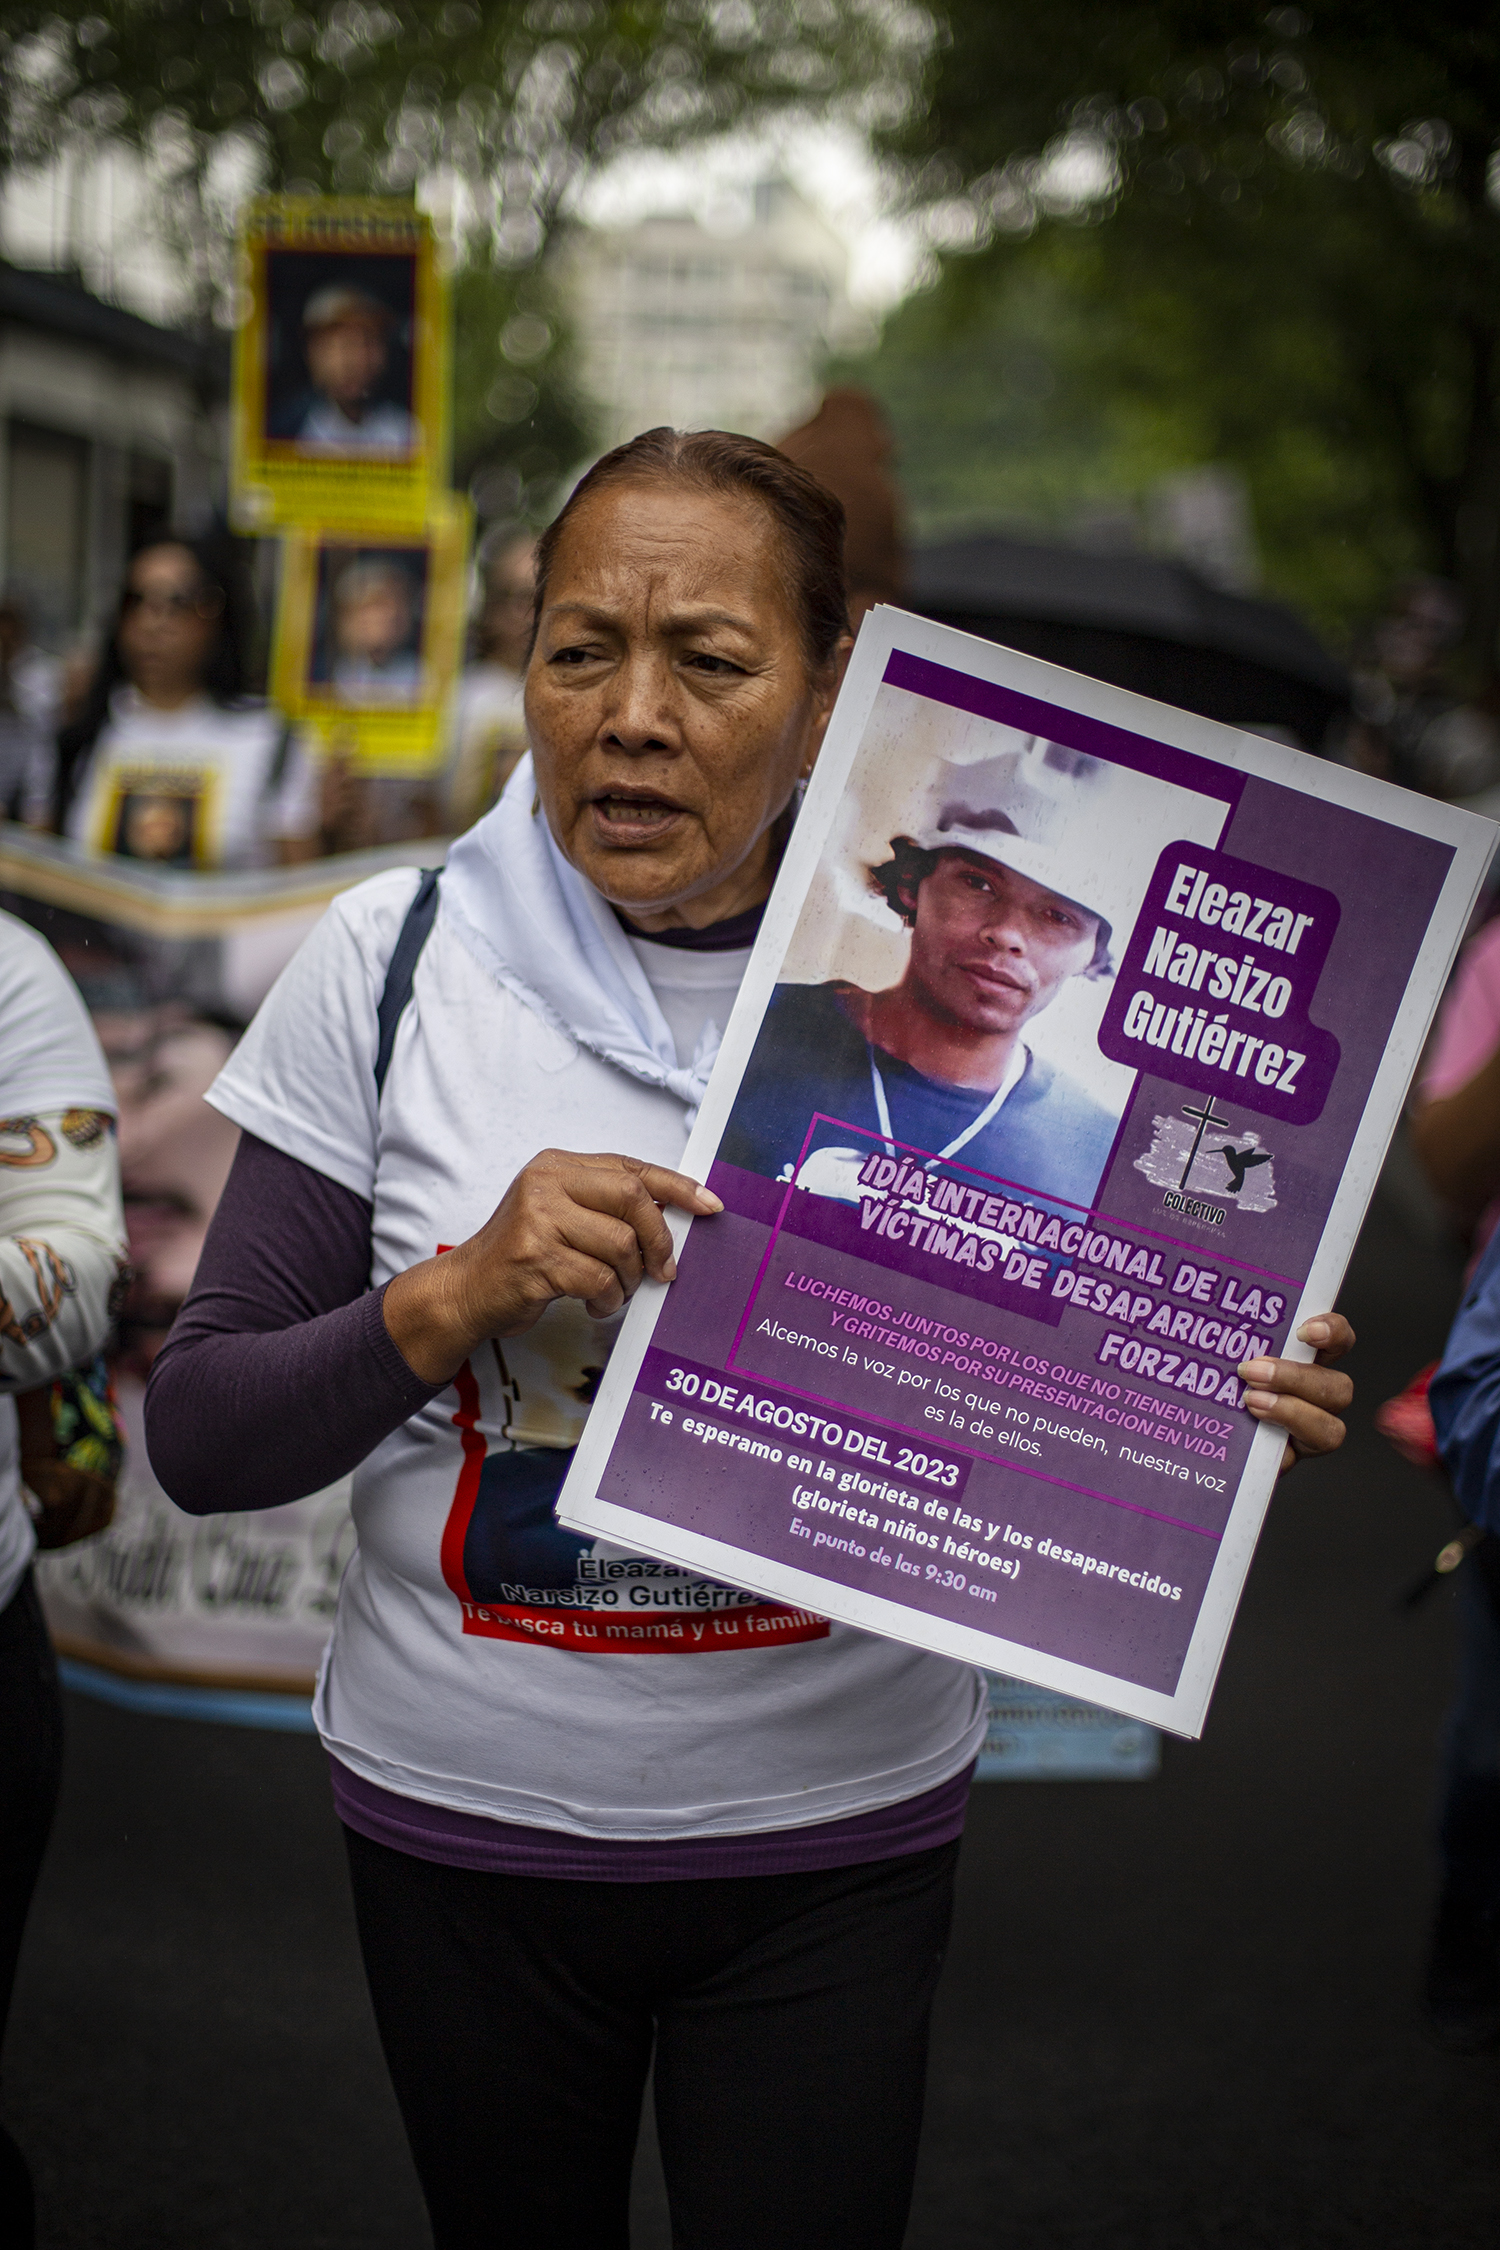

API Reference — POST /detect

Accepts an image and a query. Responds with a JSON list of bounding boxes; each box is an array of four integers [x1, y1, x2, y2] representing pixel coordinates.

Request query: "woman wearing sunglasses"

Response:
[[53, 538, 322, 869]]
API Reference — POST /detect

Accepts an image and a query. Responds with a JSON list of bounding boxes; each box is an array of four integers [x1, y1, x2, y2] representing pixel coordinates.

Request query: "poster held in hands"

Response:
[[230, 198, 450, 534], [558, 609, 1494, 1737], [269, 498, 470, 774]]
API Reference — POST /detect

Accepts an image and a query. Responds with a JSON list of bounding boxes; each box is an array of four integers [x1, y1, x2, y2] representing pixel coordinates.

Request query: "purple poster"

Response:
[[559, 613, 1493, 1734]]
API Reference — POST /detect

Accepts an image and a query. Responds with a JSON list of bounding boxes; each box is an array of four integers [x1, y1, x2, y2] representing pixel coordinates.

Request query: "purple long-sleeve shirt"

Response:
[[146, 1135, 444, 1516]]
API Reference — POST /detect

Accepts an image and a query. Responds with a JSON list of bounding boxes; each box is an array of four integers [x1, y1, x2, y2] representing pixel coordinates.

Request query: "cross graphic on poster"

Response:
[[1177, 1098, 1233, 1190]]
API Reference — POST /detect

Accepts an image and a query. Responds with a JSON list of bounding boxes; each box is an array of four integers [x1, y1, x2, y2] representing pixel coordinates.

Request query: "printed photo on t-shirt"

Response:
[[102, 767, 213, 866]]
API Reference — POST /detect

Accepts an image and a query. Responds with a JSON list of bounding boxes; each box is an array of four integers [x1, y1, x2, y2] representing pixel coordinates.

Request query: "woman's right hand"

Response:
[[382, 1149, 722, 1385]]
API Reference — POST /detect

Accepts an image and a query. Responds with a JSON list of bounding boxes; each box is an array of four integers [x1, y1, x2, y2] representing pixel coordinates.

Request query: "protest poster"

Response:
[[558, 609, 1494, 1738], [269, 498, 470, 772], [230, 197, 450, 533]]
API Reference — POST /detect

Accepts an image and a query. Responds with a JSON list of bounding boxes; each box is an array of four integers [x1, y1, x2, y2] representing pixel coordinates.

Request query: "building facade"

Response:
[[0, 264, 226, 645], [560, 179, 865, 451]]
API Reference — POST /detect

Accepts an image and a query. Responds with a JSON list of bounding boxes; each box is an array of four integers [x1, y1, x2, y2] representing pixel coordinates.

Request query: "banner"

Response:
[[38, 1377, 345, 1694], [269, 499, 470, 773], [230, 197, 450, 534], [559, 609, 1493, 1737], [0, 833, 439, 1687], [0, 825, 435, 1023]]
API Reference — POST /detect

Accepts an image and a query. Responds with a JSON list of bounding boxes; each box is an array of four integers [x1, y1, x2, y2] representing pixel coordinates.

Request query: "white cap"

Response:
[[905, 738, 1133, 955]]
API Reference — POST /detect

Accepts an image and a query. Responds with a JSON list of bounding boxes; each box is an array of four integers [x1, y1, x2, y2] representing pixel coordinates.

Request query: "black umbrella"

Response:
[[909, 532, 1349, 751]]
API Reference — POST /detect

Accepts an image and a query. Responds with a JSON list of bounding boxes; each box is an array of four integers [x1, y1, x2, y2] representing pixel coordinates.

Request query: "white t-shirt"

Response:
[[67, 691, 320, 870], [625, 936, 752, 1072], [208, 871, 986, 1840], [0, 913, 123, 1610]]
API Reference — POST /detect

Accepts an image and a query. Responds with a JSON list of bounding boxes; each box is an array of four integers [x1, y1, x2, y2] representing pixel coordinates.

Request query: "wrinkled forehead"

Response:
[[546, 477, 792, 608]]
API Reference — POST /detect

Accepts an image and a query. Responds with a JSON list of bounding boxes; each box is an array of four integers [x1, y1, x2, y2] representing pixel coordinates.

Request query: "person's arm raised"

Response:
[[382, 1149, 722, 1386]]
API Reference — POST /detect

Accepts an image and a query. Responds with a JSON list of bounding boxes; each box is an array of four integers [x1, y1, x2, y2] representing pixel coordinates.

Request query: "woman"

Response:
[[55, 536, 321, 868], [0, 914, 128, 2246], [444, 527, 537, 831], [145, 430, 1354, 2248]]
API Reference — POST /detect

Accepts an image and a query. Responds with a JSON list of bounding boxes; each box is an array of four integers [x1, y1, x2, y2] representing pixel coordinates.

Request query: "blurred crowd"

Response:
[[0, 524, 539, 875], [1342, 575, 1500, 804], [0, 530, 539, 1376]]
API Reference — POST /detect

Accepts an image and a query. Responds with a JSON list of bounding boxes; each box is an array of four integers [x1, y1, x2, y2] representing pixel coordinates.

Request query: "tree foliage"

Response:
[[842, 240, 1427, 644], [0, 3, 927, 265], [880, 3, 1500, 672], [0, 1, 929, 517]]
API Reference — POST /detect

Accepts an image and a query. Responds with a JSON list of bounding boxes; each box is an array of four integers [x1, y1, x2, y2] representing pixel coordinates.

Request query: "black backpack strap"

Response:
[[262, 716, 295, 797], [374, 869, 440, 1098]]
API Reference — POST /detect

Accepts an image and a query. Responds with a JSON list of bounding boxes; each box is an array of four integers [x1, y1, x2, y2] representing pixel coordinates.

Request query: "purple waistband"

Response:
[[330, 1757, 973, 1882]]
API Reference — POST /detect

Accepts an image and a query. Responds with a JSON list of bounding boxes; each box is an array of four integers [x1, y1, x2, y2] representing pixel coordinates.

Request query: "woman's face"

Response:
[[526, 479, 842, 926], [117, 546, 223, 706]]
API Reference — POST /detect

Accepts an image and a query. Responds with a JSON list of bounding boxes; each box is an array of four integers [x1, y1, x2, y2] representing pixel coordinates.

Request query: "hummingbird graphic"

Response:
[[1217, 1143, 1273, 1197]]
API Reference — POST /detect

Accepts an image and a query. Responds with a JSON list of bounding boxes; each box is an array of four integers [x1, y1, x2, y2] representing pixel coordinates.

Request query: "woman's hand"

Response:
[[383, 1149, 721, 1386], [1239, 1314, 1355, 1476]]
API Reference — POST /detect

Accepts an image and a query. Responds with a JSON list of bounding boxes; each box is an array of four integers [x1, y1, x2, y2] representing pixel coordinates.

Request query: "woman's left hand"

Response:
[[1239, 1314, 1355, 1475]]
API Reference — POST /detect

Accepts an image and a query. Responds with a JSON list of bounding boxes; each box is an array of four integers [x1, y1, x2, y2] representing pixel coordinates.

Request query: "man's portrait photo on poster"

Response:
[[264, 249, 419, 455], [720, 686, 1226, 1213], [307, 545, 430, 704]]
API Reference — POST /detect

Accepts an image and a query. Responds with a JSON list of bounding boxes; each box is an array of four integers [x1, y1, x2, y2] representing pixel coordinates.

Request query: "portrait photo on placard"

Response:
[[307, 544, 430, 705], [102, 768, 209, 866], [263, 248, 419, 456], [718, 681, 1226, 1213]]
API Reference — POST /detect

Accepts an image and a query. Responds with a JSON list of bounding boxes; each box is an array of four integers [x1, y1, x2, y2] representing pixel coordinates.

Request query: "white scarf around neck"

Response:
[[439, 754, 724, 1114]]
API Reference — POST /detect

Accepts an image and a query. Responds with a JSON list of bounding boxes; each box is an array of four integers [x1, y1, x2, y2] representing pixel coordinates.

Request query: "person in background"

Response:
[[1407, 925, 1500, 2048], [443, 527, 536, 832], [54, 537, 322, 869], [776, 387, 907, 632], [0, 593, 58, 828], [144, 427, 1353, 2249], [1343, 578, 1500, 800], [0, 913, 128, 2246]]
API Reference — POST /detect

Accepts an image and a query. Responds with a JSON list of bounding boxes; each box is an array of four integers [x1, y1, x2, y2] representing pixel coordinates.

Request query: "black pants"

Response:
[[0, 1570, 64, 2248], [344, 1828, 959, 2250]]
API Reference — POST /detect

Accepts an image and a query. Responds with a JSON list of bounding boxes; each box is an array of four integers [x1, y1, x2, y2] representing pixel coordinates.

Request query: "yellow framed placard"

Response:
[[270, 500, 471, 773], [231, 197, 451, 533]]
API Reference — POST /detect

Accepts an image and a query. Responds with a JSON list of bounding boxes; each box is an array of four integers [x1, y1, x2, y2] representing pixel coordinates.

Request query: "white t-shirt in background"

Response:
[[443, 662, 529, 832], [67, 690, 321, 870], [624, 936, 753, 1073]]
